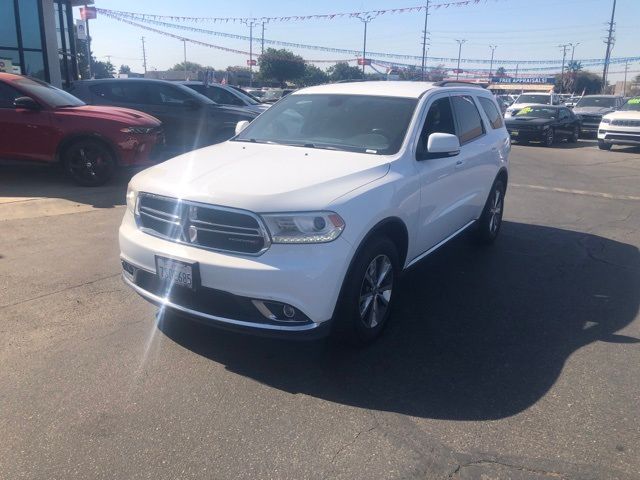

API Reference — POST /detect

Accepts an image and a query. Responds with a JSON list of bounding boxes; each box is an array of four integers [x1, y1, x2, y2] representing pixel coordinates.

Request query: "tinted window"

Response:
[[235, 94, 418, 155], [0, 2, 18, 48], [23, 51, 45, 80], [418, 97, 456, 153], [209, 86, 243, 106], [12, 76, 83, 107], [575, 96, 616, 108], [451, 95, 485, 143], [0, 82, 21, 108], [478, 97, 503, 129], [90, 82, 149, 104], [151, 84, 193, 105]]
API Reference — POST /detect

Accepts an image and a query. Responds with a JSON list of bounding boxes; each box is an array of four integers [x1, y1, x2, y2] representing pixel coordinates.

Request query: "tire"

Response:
[[62, 139, 116, 186], [543, 128, 555, 147], [598, 140, 612, 151], [474, 179, 505, 245], [568, 126, 579, 143], [332, 236, 399, 346]]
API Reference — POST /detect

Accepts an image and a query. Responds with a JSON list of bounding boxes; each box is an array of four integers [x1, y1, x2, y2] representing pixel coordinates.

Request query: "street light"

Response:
[[489, 45, 497, 79], [358, 13, 377, 76], [455, 39, 467, 80]]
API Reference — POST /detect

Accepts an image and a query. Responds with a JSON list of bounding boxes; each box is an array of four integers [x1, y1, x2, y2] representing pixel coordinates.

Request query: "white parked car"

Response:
[[597, 96, 640, 150], [120, 81, 510, 344], [505, 92, 561, 117]]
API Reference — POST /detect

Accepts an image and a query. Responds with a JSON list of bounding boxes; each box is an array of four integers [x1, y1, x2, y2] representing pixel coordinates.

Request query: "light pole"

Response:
[[421, 1, 430, 81], [182, 39, 187, 80], [455, 39, 466, 80], [242, 20, 258, 87], [488, 45, 497, 79]]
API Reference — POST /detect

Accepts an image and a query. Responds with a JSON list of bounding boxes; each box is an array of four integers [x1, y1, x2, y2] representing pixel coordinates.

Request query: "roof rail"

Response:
[[434, 81, 487, 89]]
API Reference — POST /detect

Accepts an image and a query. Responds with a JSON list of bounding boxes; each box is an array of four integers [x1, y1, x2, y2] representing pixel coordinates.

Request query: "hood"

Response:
[[131, 141, 391, 212], [509, 102, 546, 110], [209, 104, 259, 118], [573, 106, 614, 115], [55, 105, 160, 126], [505, 116, 553, 126], [603, 110, 640, 121]]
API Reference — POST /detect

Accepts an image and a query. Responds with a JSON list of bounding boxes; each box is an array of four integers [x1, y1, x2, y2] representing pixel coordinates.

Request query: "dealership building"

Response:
[[0, 0, 88, 88]]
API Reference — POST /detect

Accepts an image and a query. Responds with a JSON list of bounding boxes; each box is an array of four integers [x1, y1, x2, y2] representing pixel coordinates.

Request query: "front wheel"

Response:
[[543, 128, 555, 147], [333, 237, 399, 346], [62, 139, 116, 186], [598, 140, 612, 151], [474, 179, 505, 244]]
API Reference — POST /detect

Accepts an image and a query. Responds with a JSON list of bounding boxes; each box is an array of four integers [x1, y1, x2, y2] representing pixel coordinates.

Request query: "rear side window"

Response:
[[208, 87, 243, 106], [451, 95, 485, 143], [146, 84, 194, 105], [478, 97, 503, 129], [89, 82, 149, 104]]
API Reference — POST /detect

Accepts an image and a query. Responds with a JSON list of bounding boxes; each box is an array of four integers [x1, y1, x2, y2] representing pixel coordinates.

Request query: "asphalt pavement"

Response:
[[1, 140, 639, 480]]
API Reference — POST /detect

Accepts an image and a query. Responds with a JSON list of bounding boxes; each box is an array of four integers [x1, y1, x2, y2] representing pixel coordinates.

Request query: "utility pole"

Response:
[[567, 42, 579, 93], [141, 36, 147, 74], [455, 39, 466, 80], [242, 20, 257, 87], [261, 22, 265, 56], [420, 1, 430, 81], [602, 0, 617, 93], [515, 63, 519, 79], [182, 39, 187, 80], [558, 44, 569, 93], [488, 45, 497, 79], [359, 14, 375, 76], [622, 59, 629, 96]]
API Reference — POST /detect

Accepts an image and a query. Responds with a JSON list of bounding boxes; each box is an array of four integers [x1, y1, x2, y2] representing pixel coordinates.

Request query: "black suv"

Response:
[[69, 79, 258, 156]]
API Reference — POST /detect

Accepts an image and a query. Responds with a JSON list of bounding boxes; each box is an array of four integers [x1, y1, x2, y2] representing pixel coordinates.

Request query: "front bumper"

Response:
[[598, 128, 640, 145], [507, 128, 545, 141], [119, 210, 353, 336]]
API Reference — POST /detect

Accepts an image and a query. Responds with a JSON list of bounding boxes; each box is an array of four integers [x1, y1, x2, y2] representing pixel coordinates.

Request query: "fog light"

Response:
[[283, 305, 296, 318]]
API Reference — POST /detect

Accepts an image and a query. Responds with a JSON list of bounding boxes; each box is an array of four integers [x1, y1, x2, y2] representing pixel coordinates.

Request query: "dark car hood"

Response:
[[505, 117, 554, 126], [54, 105, 161, 126], [207, 103, 259, 118], [573, 106, 614, 115]]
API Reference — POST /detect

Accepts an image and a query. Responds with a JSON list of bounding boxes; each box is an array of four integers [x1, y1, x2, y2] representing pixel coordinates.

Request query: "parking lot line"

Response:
[[511, 183, 640, 202]]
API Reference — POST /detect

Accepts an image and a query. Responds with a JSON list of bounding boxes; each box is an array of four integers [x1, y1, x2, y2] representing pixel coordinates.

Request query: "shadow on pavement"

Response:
[[159, 221, 640, 421], [0, 164, 138, 209]]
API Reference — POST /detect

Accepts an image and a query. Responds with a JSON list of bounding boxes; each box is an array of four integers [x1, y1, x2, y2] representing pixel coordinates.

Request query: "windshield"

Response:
[[262, 90, 283, 101], [14, 76, 84, 107], [515, 106, 558, 118], [230, 87, 260, 105], [576, 96, 616, 108], [234, 93, 418, 155], [516, 94, 551, 105], [620, 98, 640, 111]]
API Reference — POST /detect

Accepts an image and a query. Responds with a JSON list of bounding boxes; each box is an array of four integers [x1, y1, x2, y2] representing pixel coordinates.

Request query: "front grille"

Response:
[[136, 193, 269, 255], [579, 114, 602, 124], [612, 119, 640, 127]]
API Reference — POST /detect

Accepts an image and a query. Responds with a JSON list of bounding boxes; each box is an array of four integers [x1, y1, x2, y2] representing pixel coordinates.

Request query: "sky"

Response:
[[78, 0, 639, 82]]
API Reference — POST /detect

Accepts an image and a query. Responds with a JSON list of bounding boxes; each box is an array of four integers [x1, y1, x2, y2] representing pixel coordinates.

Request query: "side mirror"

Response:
[[425, 133, 460, 158], [183, 98, 201, 110], [235, 120, 250, 135], [14, 96, 41, 111]]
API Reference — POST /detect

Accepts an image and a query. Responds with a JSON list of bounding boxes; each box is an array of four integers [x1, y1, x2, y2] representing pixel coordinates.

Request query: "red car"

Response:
[[0, 73, 163, 186]]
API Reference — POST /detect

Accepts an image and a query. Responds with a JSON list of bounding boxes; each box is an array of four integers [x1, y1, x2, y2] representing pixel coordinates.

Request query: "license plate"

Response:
[[510, 130, 519, 136], [156, 257, 195, 290]]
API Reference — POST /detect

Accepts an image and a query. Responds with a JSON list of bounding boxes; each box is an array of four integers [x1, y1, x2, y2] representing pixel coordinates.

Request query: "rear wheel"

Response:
[[333, 237, 399, 346], [474, 179, 505, 245], [598, 140, 612, 151], [62, 139, 116, 186]]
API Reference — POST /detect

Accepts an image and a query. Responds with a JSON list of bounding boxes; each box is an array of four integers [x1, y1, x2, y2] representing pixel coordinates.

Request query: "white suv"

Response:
[[120, 81, 510, 344], [505, 92, 560, 117], [597, 97, 640, 150]]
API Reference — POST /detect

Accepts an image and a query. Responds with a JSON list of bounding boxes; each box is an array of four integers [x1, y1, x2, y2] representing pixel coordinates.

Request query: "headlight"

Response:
[[262, 212, 345, 244], [600, 118, 611, 124], [120, 126, 156, 134], [126, 185, 137, 213]]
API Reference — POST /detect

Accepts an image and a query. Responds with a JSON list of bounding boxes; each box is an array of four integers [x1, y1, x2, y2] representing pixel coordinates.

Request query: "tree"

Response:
[[258, 48, 306, 85], [119, 64, 131, 74], [301, 64, 328, 86], [399, 65, 420, 81], [327, 62, 363, 82], [495, 66, 507, 77], [169, 61, 203, 72], [630, 74, 640, 96], [426, 64, 447, 81], [555, 70, 602, 95], [93, 60, 114, 79]]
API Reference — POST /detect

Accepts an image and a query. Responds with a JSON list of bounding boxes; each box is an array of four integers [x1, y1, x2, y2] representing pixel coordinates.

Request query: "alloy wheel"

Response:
[[489, 189, 503, 234], [359, 254, 393, 328]]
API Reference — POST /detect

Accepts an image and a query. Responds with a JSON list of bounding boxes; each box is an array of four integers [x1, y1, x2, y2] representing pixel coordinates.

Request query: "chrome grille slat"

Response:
[[136, 193, 270, 256]]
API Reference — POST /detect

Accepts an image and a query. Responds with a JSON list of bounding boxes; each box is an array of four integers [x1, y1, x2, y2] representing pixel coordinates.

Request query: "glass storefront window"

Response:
[[23, 50, 46, 80], [0, 49, 21, 75], [18, 0, 43, 50], [0, 2, 19, 48]]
